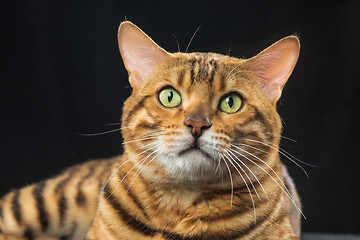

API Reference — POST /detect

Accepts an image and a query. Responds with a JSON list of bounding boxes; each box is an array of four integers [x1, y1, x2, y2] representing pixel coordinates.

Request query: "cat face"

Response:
[[118, 22, 299, 184]]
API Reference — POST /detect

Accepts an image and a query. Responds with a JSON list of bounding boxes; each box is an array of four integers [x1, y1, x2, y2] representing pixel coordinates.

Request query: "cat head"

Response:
[[118, 21, 300, 184]]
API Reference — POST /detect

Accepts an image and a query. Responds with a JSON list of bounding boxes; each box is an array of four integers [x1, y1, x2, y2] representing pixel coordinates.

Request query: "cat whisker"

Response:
[[76, 128, 122, 136], [107, 143, 160, 199], [172, 34, 181, 52], [219, 153, 234, 208], [128, 142, 166, 185], [227, 148, 268, 200], [225, 150, 260, 199], [125, 143, 168, 196], [263, 138, 317, 168], [235, 143, 269, 155], [230, 144, 305, 219], [185, 24, 201, 53], [223, 150, 257, 223], [225, 63, 243, 82], [76, 125, 135, 136], [122, 136, 159, 145], [243, 138, 314, 177], [264, 132, 298, 143], [227, 41, 232, 56], [226, 67, 260, 83], [101, 143, 158, 198], [213, 149, 223, 176], [133, 130, 165, 140], [105, 122, 121, 126], [104, 122, 130, 127], [238, 140, 314, 169], [231, 143, 292, 197], [227, 70, 246, 83], [139, 141, 161, 149], [214, 158, 221, 175], [228, 69, 264, 83]]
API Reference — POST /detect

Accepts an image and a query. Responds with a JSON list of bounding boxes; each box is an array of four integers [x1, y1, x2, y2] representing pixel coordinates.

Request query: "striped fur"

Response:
[[0, 160, 116, 240], [0, 22, 301, 240]]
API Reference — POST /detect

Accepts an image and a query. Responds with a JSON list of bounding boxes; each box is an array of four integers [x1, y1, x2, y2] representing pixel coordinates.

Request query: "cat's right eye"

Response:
[[158, 87, 181, 108]]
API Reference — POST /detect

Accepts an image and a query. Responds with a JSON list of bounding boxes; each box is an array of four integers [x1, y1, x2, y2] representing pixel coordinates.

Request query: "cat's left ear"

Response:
[[118, 21, 171, 90], [244, 36, 300, 104]]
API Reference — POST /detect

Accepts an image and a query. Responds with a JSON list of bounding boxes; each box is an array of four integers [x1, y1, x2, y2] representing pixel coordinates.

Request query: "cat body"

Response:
[[0, 22, 301, 239]]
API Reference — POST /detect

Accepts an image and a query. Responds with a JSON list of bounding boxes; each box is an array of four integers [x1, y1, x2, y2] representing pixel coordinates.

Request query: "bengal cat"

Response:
[[0, 21, 302, 240]]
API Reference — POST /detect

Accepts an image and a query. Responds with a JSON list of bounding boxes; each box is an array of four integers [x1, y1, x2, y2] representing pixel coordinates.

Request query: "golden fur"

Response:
[[0, 22, 301, 240]]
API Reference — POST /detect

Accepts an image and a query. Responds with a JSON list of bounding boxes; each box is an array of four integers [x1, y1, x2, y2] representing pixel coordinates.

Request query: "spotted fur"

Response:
[[0, 22, 301, 240]]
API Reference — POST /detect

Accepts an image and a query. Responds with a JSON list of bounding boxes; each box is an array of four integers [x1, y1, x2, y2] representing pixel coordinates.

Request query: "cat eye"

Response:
[[219, 93, 242, 114], [158, 87, 182, 108]]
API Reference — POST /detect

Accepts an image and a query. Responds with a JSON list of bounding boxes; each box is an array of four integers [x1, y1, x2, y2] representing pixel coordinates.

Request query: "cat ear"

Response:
[[118, 21, 171, 90], [244, 36, 300, 104]]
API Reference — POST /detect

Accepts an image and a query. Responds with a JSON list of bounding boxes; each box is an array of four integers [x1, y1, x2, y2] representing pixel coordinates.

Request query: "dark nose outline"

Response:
[[184, 116, 212, 139]]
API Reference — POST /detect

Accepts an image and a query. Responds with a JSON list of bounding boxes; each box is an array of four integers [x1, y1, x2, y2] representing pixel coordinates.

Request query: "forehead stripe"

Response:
[[188, 57, 219, 86], [208, 59, 217, 86], [189, 58, 198, 86], [195, 57, 210, 83], [177, 69, 185, 88], [219, 72, 226, 91]]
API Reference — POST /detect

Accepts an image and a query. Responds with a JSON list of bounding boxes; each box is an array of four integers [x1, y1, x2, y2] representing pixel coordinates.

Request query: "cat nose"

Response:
[[184, 116, 212, 139]]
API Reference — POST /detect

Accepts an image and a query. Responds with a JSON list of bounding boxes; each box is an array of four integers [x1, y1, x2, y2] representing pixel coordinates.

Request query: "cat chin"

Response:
[[156, 149, 223, 183]]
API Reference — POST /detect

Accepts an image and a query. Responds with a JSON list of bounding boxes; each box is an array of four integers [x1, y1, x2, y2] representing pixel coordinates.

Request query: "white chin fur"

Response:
[[155, 130, 223, 183], [156, 150, 219, 182]]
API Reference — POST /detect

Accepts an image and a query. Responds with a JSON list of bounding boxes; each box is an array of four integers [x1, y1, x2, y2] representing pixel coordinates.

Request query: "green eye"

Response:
[[159, 88, 181, 108], [220, 93, 242, 114]]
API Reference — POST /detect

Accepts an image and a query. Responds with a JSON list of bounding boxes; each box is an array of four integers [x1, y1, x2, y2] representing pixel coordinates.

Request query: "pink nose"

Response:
[[184, 117, 212, 138]]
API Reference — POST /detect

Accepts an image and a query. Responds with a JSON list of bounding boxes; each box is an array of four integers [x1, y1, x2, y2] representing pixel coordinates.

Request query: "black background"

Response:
[[2, 0, 360, 235]]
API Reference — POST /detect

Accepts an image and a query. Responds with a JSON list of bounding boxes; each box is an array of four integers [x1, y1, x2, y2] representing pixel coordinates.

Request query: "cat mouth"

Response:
[[178, 145, 212, 159]]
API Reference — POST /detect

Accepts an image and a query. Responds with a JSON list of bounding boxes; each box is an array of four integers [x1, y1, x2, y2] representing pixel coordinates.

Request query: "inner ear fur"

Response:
[[117, 21, 171, 90], [244, 36, 300, 104]]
